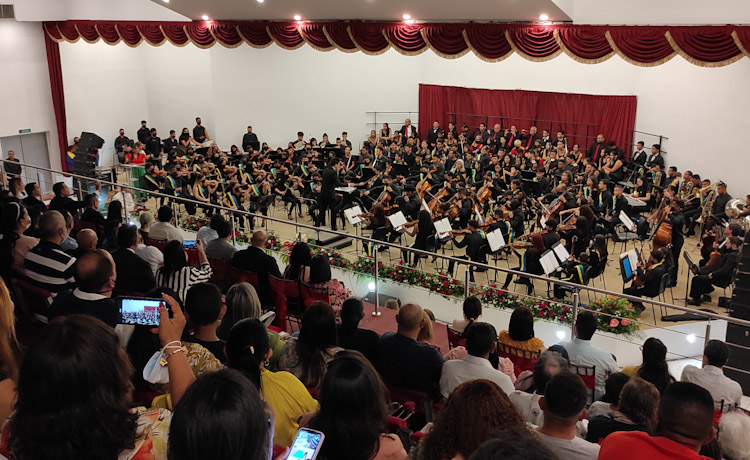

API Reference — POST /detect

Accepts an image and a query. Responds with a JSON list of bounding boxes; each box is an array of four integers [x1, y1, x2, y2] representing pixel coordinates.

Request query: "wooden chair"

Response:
[[268, 275, 302, 332], [495, 343, 541, 377], [446, 325, 466, 349], [185, 248, 201, 266], [207, 257, 231, 292], [230, 268, 259, 288], [384, 382, 435, 423], [143, 236, 168, 252], [570, 362, 597, 406]]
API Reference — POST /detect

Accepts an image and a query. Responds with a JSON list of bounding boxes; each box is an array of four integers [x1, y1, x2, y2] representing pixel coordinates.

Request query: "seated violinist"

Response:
[[553, 252, 590, 299], [542, 219, 561, 249], [447, 219, 487, 283], [502, 233, 546, 295], [687, 236, 740, 306], [623, 250, 667, 313]]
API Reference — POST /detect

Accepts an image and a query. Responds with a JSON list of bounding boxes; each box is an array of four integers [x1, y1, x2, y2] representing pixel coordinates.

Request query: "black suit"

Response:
[[399, 125, 418, 141], [242, 132, 260, 151], [81, 207, 106, 230], [50, 290, 118, 327], [427, 128, 444, 146], [49, 195, 86, 218], [231, 246, 281, 306], [318, 167, 346, 229], [690, 249, 739, 304], [448, 231, 488, 282], [623, 260, 667, 311], [112, 248, 156, 294], [22, 195, 47, 222]]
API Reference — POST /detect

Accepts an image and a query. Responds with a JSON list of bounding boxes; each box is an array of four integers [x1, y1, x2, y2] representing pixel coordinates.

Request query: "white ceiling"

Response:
[[150, 0, 573, 23]]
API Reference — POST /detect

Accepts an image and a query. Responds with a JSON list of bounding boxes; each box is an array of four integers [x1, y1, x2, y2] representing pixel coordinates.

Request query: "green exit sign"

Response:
[[18, 129, 31, 134]]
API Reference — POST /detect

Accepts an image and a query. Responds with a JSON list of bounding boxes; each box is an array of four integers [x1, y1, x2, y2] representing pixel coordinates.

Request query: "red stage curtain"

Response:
[[418, 84, 637, 152], [43, 31, 68, 171], [42, 20, 750, 67]]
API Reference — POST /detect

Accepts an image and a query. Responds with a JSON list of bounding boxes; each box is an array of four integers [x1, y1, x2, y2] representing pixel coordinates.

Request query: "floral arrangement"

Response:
[[128, 203, 149, 219], [181, 216, 210, 232]]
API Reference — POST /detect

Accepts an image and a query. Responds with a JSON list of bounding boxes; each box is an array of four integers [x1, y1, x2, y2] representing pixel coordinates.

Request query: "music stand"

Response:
[[391, 164, 410, 178], [522, 179, 542, 198]]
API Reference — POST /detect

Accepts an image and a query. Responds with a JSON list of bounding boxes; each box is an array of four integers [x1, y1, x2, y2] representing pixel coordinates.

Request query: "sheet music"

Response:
[[486, 229, 506, 252], [335, 186, 356, 193], [434, 218, 453, 238], [423, 199, 432, 216], [619, 211, 635, 232], [540, 250, 560, 275], [344, 206, 363, 225], [389, 211, 408, 231], [475, 209, 484, 224], [551, 242, 570, 263], [624, 249, 639, 272], [540, 215, 547, 228]]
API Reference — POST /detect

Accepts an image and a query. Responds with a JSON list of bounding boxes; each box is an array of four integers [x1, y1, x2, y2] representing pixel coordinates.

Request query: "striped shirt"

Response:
[[155, 263, 213, 301], [24, 240, 77, 294]]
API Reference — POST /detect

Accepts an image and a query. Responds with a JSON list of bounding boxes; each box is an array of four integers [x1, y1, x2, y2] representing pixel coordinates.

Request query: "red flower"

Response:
[[562, 306, 569, 312], [451, 280, 458, 285], [538, 311, 545, 317], [442, 281, 450, 287], [621, 319, 631, 326]]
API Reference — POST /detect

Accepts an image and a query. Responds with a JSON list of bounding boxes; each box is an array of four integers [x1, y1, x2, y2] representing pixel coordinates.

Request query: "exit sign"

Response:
[[18, 129, 31, 134]]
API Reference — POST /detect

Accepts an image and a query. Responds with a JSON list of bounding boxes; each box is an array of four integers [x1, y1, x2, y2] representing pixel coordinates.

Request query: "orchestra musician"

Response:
[[316, 158, 350, 231], [446, 219, 487, 283], [687, 236, 741, 306], [553, 252, 590, 300], [502, 233, 546, 295], [623, 250, 668, 313]]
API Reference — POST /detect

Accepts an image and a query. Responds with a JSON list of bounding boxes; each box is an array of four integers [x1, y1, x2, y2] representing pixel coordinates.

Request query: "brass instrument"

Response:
[[725, 198, 750, 231]]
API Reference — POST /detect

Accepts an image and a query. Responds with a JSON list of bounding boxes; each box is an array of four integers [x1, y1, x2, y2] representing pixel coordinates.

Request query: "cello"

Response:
[[651, 200, 673, 252]]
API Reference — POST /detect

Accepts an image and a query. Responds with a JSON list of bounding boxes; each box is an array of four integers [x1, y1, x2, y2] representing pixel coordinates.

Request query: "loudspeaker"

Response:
[[73, 132, 103, 177], [725, 238, 750, 394], [78, 132, 104, 151]]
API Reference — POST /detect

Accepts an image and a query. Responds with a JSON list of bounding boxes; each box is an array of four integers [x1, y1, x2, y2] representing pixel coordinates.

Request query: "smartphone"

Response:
[[116, 297, 165, 326], [287, 428, 324, 460], [183, 240, 198, 249]]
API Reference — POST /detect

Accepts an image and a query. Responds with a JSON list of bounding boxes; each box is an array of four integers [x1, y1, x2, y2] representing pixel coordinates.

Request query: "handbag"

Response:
[[143, 350, 170, 384]]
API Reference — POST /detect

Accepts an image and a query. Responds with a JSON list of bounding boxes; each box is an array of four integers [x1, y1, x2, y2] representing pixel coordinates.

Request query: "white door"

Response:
[[0, 133, 52, 193]]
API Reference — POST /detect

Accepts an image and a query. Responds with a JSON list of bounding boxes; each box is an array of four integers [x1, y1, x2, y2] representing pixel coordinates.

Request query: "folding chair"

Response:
[[446, 325, 466, 349], [570, 362, 597, 407], [207, 257, 231, 292], [495, 343, 541, 377], [143, 236, 168, 252], [268, 275, 302, 332]]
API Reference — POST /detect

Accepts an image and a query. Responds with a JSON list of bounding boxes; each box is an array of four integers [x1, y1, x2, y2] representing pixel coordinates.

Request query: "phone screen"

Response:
[[183, 240, 198, 249], [117, 297, 164, 326], [288, 428, 324, 460]]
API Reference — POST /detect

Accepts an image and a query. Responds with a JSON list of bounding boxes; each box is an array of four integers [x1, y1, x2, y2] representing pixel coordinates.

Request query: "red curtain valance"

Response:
[[44, 21, 750, 68]]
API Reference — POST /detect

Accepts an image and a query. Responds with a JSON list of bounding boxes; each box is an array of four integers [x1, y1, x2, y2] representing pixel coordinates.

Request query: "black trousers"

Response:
[[317, 195, 343, 229], [690, 275, 717, 301]]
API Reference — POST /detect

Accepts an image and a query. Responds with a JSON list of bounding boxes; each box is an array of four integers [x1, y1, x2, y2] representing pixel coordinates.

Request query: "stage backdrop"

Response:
[[418, 84, 637, 151]]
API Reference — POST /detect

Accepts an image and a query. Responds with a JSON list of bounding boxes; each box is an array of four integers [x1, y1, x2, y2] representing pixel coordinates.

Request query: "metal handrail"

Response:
[[3, 158, 749, 330]]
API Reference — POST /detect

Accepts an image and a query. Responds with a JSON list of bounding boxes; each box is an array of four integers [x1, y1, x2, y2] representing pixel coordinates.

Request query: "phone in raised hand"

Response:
[[286, 428, 324, 460]]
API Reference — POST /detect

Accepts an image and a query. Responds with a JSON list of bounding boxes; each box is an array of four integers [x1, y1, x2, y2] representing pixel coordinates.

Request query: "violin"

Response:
[[449, 229, 472, 236]]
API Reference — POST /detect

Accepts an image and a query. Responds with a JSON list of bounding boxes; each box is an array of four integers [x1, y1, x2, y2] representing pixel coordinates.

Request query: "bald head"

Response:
[[396, 303, 424, 338], [77, 229, 98, 251], [74, 249, 115, 294], [39, 211, 67, 243], [251, 230, 268, 248]]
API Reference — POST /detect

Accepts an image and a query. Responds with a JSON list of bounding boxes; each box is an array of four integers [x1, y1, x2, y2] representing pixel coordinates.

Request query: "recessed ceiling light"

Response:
[[162, 0, 169, 3], [293, 14, 302, 21], [257, 0, 264, 3], [402, 13, 411, 20], [539, 13, 549, 21], [405, 19, 415, 25], [201, 15, 209, 20]]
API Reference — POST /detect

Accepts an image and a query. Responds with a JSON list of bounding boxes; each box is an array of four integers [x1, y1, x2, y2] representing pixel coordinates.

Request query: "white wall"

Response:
[[57, 40, 750, 193], [11, 0, 188, 22], [0, 20, 61, 170]]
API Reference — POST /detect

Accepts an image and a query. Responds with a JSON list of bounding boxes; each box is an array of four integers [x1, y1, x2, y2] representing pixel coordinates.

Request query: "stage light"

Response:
[[405, 19, 415, 25], [293, 14, 302, 21], [686, 333, 697, 343], [257, 0, 264, 3], [556, 330, 566, 340], [201, 15, 209, 20], [402, 13, 411, 20], [539, 13, 549, 21], [368, 281, 376, 292], [162, 0, 169, 3]]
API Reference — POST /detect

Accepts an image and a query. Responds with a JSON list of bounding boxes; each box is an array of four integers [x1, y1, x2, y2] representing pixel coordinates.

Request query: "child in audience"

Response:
[[183, 282, 227, 363]]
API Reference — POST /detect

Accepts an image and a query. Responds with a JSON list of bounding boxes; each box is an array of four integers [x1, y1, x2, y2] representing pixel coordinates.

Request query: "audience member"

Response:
[[452, 295, 482, 333], [111, 224, 156, 294], [535, 373, 601, 459], [414, 379, 527, 460], [225, 318, 317, 448], [308, 255, 352, 310], [196, 213, 223, 246], [384, 298, 400, 311], [282, 241, 312, 283], [586, 378, 659, 443], [50, 249, 118, 327], [168, 368, 276, 460], [279, 301, 342, 388], [48, 181, 86, 218], [138, 210, 155, 238], [0, 202, 38, 275], [2, 298, 194, 459], [230, 230, 281, 305], [441, 322, 514, 399], [376, 303, 444, 397], [0, 279, 18, 423], [80, 193, 105, 230], [24, 210, 77, 293], [718, 412, 750, 460], [416, 310, 435, 345], [498, 306, 544, 352], [204, 218, 236, 261], [59, 210, 78, 252], [468, 426, 558, 460], [21, 182, 46, 225], [149, 205, 184, 242], [560, 311, 617, 400], [101, 219, 121, 252], [304, 351, 407, 460], [155, 239, 212, 301], [510, 350, 570, 426], [106, 199, 124, 224], [135, 213, 163, 275], [183, 283, 226, 363], [336, 298, 379, 365], [599, 382, 716, 459], [73, 228, 98, 257], [587, 372, 630, 419], [681, 339, 743, 411], [622, 337, 674, 394]]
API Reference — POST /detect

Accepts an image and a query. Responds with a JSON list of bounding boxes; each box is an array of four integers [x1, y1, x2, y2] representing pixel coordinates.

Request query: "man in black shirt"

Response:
[[5, 150, 21, 177], [49, 182, 87, 218], [587, 133, 606, 163], [710, 182, 732, 224], [144, 128, 162, 159], [645, 144, 665, 170], [688, 237, 741, 306], [448, 219, 488, 282], [242, 126, 259, 152], [114, 129, 133, 153], [162, 130, 178, 156], [316, 158, 349, 231], [137, 120, 150, 144], [193, 117, 209, 144], [623, 250, 668, 313], [80, 193, 106, 232], [22, 182, 47, 224]]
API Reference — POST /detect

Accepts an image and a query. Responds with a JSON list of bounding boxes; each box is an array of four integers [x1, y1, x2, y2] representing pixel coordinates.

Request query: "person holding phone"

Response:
[[156, 239, 212, 302]]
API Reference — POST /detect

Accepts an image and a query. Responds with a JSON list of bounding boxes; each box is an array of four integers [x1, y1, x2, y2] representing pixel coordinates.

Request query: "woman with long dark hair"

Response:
[[622, 337, 675, 394], [309, 255, 351, 310], [304, 351, 406, 460], [107, 199, 124, 224], [283, 241, 312, 283], [588, 234, 609, 278], [401, 210, 435, 266], [155, 239, 212, 301], [498, 306, 545, 352], [279, 301, 342, 388], [502, 233, 546, 295], [0, 202, 38, 276], [225, 318, 317, 448]]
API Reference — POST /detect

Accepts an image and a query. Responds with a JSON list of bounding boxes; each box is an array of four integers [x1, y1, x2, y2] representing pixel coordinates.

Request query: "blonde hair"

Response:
[[384, 299, 399, 311], [417, 311, 434, 344], [719, 412, 750, 460], [217, 282, 262, 340], [0, 279, 18, 381]]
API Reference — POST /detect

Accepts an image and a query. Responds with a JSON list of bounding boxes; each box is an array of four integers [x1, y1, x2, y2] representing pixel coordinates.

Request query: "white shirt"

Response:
[[136, 243, 164, 276], [439, 354, 514, 399], [681, 364, 742, 411], [149, 222, 183, 243], [561, 338, 618, 400], [536, 431, 600, 460], [509, 391, 544, 426], [196, 226, 219, 247]]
